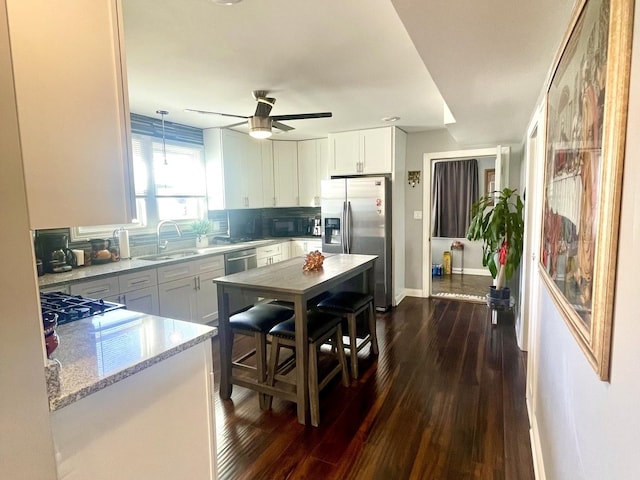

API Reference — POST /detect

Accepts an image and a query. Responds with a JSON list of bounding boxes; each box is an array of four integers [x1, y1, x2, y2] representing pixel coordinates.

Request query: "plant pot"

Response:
[[488, 286, 510, 300], [196, 236, 209, 248]]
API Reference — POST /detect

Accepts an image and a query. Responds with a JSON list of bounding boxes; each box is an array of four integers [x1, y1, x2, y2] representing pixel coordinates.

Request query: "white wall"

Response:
[[0, 1, 57, 476], [403, 129, 521, 289], [531, 4, 640, 479]]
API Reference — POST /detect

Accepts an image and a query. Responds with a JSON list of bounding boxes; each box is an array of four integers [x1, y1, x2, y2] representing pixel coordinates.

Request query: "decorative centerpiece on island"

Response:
[[303, 250, 325, 271], [192, 219, 211, 248]]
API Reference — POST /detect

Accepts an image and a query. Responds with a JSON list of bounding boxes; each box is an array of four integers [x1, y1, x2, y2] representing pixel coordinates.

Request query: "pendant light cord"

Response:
[[156, 110, 169, 165]]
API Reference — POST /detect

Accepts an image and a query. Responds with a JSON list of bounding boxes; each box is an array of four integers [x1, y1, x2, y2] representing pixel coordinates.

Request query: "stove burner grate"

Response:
[[40, 292, 125, 325]]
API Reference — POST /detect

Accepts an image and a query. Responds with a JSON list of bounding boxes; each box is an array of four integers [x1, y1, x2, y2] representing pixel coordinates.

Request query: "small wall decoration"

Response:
[[408, 170, 421, 188], [484, 169, 496, 205], [539, 0, 633, 380]]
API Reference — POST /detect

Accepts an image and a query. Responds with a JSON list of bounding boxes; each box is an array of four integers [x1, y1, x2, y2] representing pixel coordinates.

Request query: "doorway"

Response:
[[422, 147, 510, 301]]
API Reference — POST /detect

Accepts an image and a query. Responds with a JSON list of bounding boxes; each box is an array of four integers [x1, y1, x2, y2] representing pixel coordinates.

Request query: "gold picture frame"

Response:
[[539, 0, 633, 380]]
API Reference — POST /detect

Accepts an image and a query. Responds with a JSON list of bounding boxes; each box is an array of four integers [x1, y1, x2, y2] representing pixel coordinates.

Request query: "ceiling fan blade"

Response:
[[271, 112, 332, 121], [254, 97, 276, 118], [185, 108, 248, 120], [272, 120, 294, 132], [224, 120, 248, 129]]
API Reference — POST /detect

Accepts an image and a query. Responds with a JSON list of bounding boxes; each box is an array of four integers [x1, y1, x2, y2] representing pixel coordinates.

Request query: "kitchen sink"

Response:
[[138, 255, 174, 261], [138, 250, 201, 262]]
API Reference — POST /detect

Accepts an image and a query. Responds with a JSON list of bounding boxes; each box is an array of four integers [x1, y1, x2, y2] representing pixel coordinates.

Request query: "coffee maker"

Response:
[[35, 232, 76, 273]]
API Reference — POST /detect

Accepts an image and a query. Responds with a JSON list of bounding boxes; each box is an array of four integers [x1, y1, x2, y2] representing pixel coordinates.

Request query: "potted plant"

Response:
[[466, 187, 524, 301], [192, 219, 211, 248]]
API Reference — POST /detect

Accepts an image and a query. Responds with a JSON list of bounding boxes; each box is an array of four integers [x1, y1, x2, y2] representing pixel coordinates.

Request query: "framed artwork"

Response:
[[484, 168, 496, 205], [539, 0, 633, 380]]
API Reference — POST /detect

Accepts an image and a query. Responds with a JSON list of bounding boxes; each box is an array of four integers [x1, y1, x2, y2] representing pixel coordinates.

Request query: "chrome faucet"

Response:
[[156, 220, 182, 253]]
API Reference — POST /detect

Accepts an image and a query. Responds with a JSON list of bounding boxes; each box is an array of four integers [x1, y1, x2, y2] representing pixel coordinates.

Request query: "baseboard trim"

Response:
[[404, 288, 424, 298], [394, 291, 407, 305], [451, 268, 492, 276], [529, 414, 546, 480]]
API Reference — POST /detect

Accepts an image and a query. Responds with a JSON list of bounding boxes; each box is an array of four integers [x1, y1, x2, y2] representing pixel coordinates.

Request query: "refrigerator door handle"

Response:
[[347, 201, 353, 254], [342, 201, 348, 253]]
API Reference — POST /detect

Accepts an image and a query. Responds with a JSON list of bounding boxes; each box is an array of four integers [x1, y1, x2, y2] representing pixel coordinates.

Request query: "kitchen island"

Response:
[[47, 310, 218, 479], [215, 253, 377, 425]]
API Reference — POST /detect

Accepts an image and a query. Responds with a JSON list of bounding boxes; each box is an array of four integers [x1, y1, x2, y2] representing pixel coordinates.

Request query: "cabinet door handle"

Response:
[[86, 287, 111, 296]]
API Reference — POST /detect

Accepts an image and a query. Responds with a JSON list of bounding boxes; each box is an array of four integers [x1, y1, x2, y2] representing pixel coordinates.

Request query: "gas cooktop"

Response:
[[40, 292, 125, 325]]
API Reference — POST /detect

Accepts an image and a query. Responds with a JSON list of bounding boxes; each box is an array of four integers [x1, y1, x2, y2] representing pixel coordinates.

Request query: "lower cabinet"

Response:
[[46, 253, 226, 325], [157, 255, 225, 325], [50, 342, 217, 480], [70, 276, 120, 303], [291, 239, 322, 257], [256, 243, 283, 267], [118, 269, 159, 315], [158, 277, 198, 322]]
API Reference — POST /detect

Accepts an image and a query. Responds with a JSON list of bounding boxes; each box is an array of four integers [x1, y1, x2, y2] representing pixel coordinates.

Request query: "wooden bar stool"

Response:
[[317, 291, 378, 379], [229, 303, 294, 408], [266, 310, 349, 427]]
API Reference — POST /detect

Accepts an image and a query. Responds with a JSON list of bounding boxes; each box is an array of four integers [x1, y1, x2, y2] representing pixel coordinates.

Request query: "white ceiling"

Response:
[[122, 0, 575, 145]]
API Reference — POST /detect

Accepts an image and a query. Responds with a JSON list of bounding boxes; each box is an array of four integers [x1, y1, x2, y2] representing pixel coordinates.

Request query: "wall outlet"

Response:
[[413, 210, 423, 220]]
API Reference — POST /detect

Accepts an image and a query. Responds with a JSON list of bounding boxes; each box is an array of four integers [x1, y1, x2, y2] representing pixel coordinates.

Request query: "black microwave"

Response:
[[269, 218, 308, 237]]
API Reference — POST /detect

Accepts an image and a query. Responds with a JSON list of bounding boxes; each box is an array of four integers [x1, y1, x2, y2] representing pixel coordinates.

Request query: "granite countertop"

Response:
[[45, 309, 217, 411], [38, 238, 314, 288]]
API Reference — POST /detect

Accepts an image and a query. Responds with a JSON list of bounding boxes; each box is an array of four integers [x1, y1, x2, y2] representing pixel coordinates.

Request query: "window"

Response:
[[71, 133, 206, 240], [133, 133, 207, 224]]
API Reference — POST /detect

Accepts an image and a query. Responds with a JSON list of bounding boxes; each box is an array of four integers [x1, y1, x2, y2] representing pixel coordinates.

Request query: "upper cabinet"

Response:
[[6, 0, 135, 229], [329, 127, 394, 176], [205, 129, 264, 210], [261, 142, 275, 207], [297, 138, 329, 207], [272, 141, 299, 207]]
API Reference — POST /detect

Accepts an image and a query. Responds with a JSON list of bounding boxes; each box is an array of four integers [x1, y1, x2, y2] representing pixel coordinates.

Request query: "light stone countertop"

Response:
[[46, 309, 217, 411], [38, 237, 321, 288]]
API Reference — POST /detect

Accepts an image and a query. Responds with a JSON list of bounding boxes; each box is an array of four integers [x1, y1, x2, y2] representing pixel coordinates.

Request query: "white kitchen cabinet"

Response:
[[6, 0, 134, 229], [256, 243, 283, 267], [211, 129, 264, 209], [41, 284, 70, 295], [158, 277, 198, 322], [118, 269, 159, 315], [194, 256, 225, 325], [120, 286, 159, 316], [329, 127, 394, 175], [157, 256, 225, 325], [50, 341, 217, 480], [261, 141, 276, 207], [273, 141, 299, 207], [291, 239, 322, 257], [298, 138, 329, 207], [280, 241, 291, 261], [70, 276, 120, 302]]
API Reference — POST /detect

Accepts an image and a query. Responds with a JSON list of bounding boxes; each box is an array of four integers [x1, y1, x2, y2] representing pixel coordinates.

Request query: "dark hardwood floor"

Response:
[[431, 273, 493, 301], [211, 297, 533, 480]]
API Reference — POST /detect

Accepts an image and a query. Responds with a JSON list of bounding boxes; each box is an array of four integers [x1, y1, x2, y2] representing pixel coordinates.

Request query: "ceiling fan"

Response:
[[186, 90, 332, 139]]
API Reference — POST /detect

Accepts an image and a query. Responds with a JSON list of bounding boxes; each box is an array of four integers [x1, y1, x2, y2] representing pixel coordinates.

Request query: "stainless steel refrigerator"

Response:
[[321, 176, 392, 310]]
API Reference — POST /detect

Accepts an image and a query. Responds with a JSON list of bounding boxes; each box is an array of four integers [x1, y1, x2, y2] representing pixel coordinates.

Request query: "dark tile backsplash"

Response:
[[34, 207, 320, 258]]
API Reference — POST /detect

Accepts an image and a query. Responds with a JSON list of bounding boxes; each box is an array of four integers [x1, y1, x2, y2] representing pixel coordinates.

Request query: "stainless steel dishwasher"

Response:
[[224, 248, 257, 275], [223, 248, 258, 314]]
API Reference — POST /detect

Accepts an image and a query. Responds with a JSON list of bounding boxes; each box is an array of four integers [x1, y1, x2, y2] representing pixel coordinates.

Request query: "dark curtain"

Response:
[[432, 159, 479, 238]]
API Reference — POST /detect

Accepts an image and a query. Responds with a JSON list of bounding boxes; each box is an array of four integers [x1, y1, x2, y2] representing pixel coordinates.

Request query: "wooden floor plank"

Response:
[[212, 297, 534, 479]]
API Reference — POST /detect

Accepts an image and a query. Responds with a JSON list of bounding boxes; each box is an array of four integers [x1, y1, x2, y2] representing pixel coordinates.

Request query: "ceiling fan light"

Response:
[[248, 116, 273, 139], [250, 129, 272, 139]]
